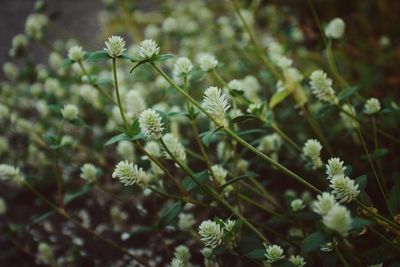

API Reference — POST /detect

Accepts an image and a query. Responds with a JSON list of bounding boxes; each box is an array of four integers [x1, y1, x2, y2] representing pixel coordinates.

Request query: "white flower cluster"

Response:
[[313, 192, 353, 236], [80, 163, 98, 182], [138, 39, 160, 59], [202, 86, 230, 127], [0, 164, 24, 185], [291, 199, 305, 212], [289, 255, 306, 267], [162, 133, 187, 164], [329, 174, 360, 203], [112, 160, 149, 188], [25, 14, 48, 40], [170, 245, 191, 267], [174, 57, 193, 77], [198, 219, 236, 249], [309, 70, 338, 104], [364, 97, 381, 115], [325, 157, 346, 178], [61, 104, 79, 120], [197, 53, 218, 72], [264, 244, 285, 263], [178, 213, 195, 231], [68, 46, 85, 62], [325, 18, 346, 39], [104, 36, 126, 58], [139, 109, 164, 140], [302, 139, 323, 169]]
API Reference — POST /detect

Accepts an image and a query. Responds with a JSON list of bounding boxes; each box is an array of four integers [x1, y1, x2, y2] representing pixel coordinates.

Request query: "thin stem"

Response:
[[22, 180, 150, 266], [230, 0, 281, 80], [159, 138, 269, 243], [112, 58, 129, 128], [334, 240, 351, 267], [270, 123, 302, 152], [148, 186, 210, 208], [372, 116, 387, 192]]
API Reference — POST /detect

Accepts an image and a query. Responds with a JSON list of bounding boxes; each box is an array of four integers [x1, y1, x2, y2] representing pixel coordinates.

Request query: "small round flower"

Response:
[[170, 258, 184, 267], [139, 109, 164, 140], [138, 39, 160, 59], [174, 245, 191, 264], [329, 174, 360, 203], [37, 242, 55, 265], [264, 244, 285, 263], [104, 35, 126, 58], [61, 104, 79, 120], [178, 213, 195, 231], [198, 220, 224, 248], [3, 62, 18, 80], [289, 255, 306, 267], [144, 141, 161, 157], [211, 164, 228, 185], [117, 140, 135, 161], [258, 133, 282, 153], [25, 14, 48, 40], [174, 57, 193, 76], [112, 160, 149, 188], [291, 199, 305, 212], [322, 204, 352, 236], [162, 133, 187, 164], [313, 192, 337, 216], [68, 46, 84, 62], [197, 53, 218, 72], [302, 139, 323, 169], [80, 163, 98, 182], [0, 164, 24, 185], [364, 98, 381, 115], [325, 18, 345, 39], [326, 157, 346, 178], [203, 86, 230, 127], [309, 70, 338, 104]]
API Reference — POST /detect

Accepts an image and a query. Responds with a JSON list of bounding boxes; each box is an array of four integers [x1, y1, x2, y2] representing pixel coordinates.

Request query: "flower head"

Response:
[[289, 255, 306, 267], [0, 164, 24, 185], [313, 192, 336, 216], [211, 164, 228, 185], [162, 133, 187, 164], [325, 18, 345, 39], [68, 46, 84, 62], [138, 39, 160, 59], [322, 204, 352, 236], [80, 163, 98, 182], [197, 53, 218, 72], [173, 245, 191, 265], [169, 258, 184, 267], [309, 70, 338, 104], [203, 86, 230, 127], [264, 244, 285, 263], [112, 160, 149, 188], [198, 220, 224, 248], [330, 174, 360, 203], [178, 213, 195, 231], [139, 109, 164, 140], [61, 104, 79, 120], [302, 139, 323, 169], [174, 57, 193, 76], [326, 157, 346, 178], [365, 98, 381, 115], [291, 199, 305, 212], [104, 36, 126, 58]]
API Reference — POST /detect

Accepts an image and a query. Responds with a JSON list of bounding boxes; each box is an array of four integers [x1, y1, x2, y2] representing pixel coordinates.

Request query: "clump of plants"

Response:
[[1, 0, 400, 266]]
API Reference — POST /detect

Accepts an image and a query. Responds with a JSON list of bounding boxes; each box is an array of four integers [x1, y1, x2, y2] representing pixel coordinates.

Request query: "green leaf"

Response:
[[231, 115, 263, 124], [151, 53, 174, 62], [104, 133, 130, 146], [245, 249, 265, 259], [355, 175, 368, 191], [64, 184, 91, 205], [315, 104, 334, 119], [119, 53, 140, 61], [337, 86, 358, 100], [361, 148, 388, 160], [221, 172, 258, 189], [351, 217, 370, 232], [182, 170, 208, 192], [301, 231, 327, 254], [200, 126, 223, 148], [269, 89, 290, 109], [28, 211, 55, 228], [87, 50, 111, 62], [62, 59, 74, 68], [158, 202, 183, 227], [70, 117, 86, 128]]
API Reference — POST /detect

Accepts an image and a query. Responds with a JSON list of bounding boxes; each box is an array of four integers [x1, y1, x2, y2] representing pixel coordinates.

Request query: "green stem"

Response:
[[112, 58, 129, 128]]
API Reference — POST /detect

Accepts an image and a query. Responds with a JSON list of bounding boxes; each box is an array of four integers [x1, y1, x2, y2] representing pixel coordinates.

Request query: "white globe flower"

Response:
[[104, 35, 126, 58], [325, 18, 345, 39], [138, 39, 160, 59]]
